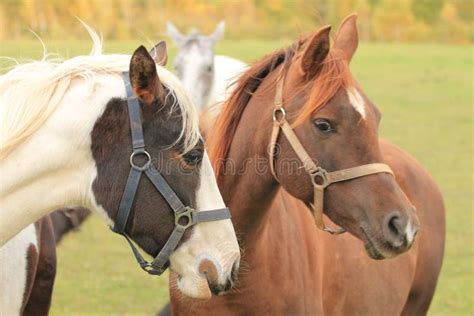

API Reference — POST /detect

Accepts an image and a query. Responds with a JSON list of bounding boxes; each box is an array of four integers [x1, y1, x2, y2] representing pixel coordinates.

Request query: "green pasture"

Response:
[[0, 39, 472, 315]]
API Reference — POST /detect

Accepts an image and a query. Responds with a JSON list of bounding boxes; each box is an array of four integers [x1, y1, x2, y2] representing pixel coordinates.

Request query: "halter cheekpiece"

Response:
[[269, 76, 394, 235], [112, 72, 231, 275]]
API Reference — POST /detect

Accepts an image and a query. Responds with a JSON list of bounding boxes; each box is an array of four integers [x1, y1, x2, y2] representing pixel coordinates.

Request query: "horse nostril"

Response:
[[388, 216, 403, 237], [198, 258, 219, 285], [207, 277, 234, 296], [208, 282, 222, 296], [224, 278, 233, 292], [231, 259, 239, 283], [199, 256, 238, 296], [383, 212, 406, 248]]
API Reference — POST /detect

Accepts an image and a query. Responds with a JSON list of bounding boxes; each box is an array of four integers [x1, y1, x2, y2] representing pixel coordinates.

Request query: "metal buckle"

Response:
[[141, 264, 164, 275], [310, 167, 329, 188], [175, 207, 195, 229], [130, 149, 152, 171], [272, 108, 286, 122]]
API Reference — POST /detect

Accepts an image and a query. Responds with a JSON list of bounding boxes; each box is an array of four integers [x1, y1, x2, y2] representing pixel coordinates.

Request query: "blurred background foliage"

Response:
[[0, 0, 472, 44]]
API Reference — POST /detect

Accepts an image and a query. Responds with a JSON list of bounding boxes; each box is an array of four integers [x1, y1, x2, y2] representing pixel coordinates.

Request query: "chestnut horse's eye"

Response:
[[314, 119, 334, 134], [183, 148, 204, 166]]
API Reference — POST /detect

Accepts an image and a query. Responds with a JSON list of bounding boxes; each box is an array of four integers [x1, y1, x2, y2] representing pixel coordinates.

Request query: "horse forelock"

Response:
[[180, 30, 215, 53], [293, 48, 354, 126]]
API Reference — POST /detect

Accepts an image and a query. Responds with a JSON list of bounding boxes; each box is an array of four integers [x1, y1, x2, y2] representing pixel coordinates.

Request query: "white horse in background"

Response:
[[167, 21, 247, 136]]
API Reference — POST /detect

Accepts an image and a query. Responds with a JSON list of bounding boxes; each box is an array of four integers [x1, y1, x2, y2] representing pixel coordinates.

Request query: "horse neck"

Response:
[[0, 74, 121, 246], [218, 74, 281, 245]]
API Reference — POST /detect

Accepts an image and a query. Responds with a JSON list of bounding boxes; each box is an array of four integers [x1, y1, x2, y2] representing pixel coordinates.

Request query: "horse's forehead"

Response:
[[331, 86, 380, 123], [346, 87, 366, 119], [323, 87, 370, 121], [181, 37, 212, 56]]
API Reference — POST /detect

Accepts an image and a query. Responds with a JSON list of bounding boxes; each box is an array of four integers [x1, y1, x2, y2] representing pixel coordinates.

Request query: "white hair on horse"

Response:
[[0, 24, 199, 160]]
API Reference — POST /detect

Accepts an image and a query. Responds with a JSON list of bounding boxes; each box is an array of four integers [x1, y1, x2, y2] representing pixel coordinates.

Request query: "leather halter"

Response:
[[269, 76, 394, 234], [112, 72, 232, 275]]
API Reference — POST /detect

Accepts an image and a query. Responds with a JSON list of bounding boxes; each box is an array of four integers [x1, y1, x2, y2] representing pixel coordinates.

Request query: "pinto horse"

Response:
[[0, 208, 89, 315], [169, 14, 445, 315], [0, 217, 56, 316], [0, 25, 240, 312], [0, 208, 88, 315]]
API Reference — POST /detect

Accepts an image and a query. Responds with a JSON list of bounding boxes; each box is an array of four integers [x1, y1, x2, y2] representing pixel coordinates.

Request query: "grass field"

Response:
[[1, 39, 472, 315]]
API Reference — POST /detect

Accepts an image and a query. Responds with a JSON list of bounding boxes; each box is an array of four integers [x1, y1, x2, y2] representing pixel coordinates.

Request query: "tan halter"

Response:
[[269, 77, 394, 234]]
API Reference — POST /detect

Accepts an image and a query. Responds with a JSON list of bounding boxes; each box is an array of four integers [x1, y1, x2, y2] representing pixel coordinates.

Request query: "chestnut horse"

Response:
[[169, 15, 445, 315]]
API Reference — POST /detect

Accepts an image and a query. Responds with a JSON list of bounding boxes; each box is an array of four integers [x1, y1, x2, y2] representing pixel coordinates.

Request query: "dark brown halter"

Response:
[[269, 77, 394, 234], [112, 72, 232, 275]]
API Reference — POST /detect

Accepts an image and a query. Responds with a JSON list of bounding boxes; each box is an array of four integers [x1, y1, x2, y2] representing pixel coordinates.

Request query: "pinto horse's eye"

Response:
[[183, 148, 204, 166], [314, 119, 334, 134]]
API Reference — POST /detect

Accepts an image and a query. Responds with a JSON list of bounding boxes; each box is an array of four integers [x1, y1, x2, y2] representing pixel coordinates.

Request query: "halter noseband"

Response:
[[269, 77, 394, 235], [112, 72, 231, 275]]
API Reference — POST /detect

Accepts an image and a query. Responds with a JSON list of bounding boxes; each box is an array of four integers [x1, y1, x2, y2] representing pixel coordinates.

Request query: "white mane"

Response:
[[0, 26, 199, 160]]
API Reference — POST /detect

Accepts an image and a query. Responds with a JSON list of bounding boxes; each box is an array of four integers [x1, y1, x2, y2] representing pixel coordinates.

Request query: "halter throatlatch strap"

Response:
[[112, 72, 231, 275], [269, 77, 394, 235]]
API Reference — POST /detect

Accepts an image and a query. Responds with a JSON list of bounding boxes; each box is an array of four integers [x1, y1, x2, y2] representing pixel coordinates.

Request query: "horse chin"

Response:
[[175, 272, 212, 300], [360, 227, 398, 260]]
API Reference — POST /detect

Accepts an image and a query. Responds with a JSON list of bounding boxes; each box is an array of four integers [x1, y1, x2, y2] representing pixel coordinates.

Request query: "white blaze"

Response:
[[347, 88, 366, 118]]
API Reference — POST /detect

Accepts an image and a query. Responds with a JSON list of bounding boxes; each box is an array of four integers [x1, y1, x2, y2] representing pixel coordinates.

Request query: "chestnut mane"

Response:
[[208, 37, 353, 181]]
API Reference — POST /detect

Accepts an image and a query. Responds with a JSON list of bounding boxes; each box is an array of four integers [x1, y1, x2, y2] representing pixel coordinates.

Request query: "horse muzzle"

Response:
[[360, 210, 419, 260]]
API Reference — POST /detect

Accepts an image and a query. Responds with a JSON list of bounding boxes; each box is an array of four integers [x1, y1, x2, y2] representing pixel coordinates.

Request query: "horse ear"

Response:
[[167, 21, 184, 45], [209, 21, 225, 44], [129, 46, 163, 105], [300, 25, 331, 79], [149, 41, 168, 66], [333, 13, 358, 63]]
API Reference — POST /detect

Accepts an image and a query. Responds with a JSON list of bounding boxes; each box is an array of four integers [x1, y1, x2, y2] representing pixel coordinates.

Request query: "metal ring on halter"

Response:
[[175, 207, 195, 229], [310, 167, 330, 188], [272, 108, 286, 122], [130, 149, 152, 171]]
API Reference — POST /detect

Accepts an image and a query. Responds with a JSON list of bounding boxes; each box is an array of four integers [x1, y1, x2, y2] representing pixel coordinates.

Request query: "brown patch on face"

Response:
[[199, 259, 219, 285], [91, 90, 201, 258]]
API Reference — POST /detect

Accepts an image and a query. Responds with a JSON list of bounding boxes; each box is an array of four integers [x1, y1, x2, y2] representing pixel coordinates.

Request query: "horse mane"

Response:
[[208, 37, 353, 181], [0, 26, 199, 160]]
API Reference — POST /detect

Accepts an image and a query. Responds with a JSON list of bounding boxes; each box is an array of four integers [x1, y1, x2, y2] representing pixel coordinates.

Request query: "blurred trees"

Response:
[[0, 0, 471, 43]]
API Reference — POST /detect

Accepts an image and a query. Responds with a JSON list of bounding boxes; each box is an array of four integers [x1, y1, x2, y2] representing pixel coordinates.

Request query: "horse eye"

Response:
[[207, 65, 213, 72], [314, 119, 334, 134], [183, 148, 203, 166]]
